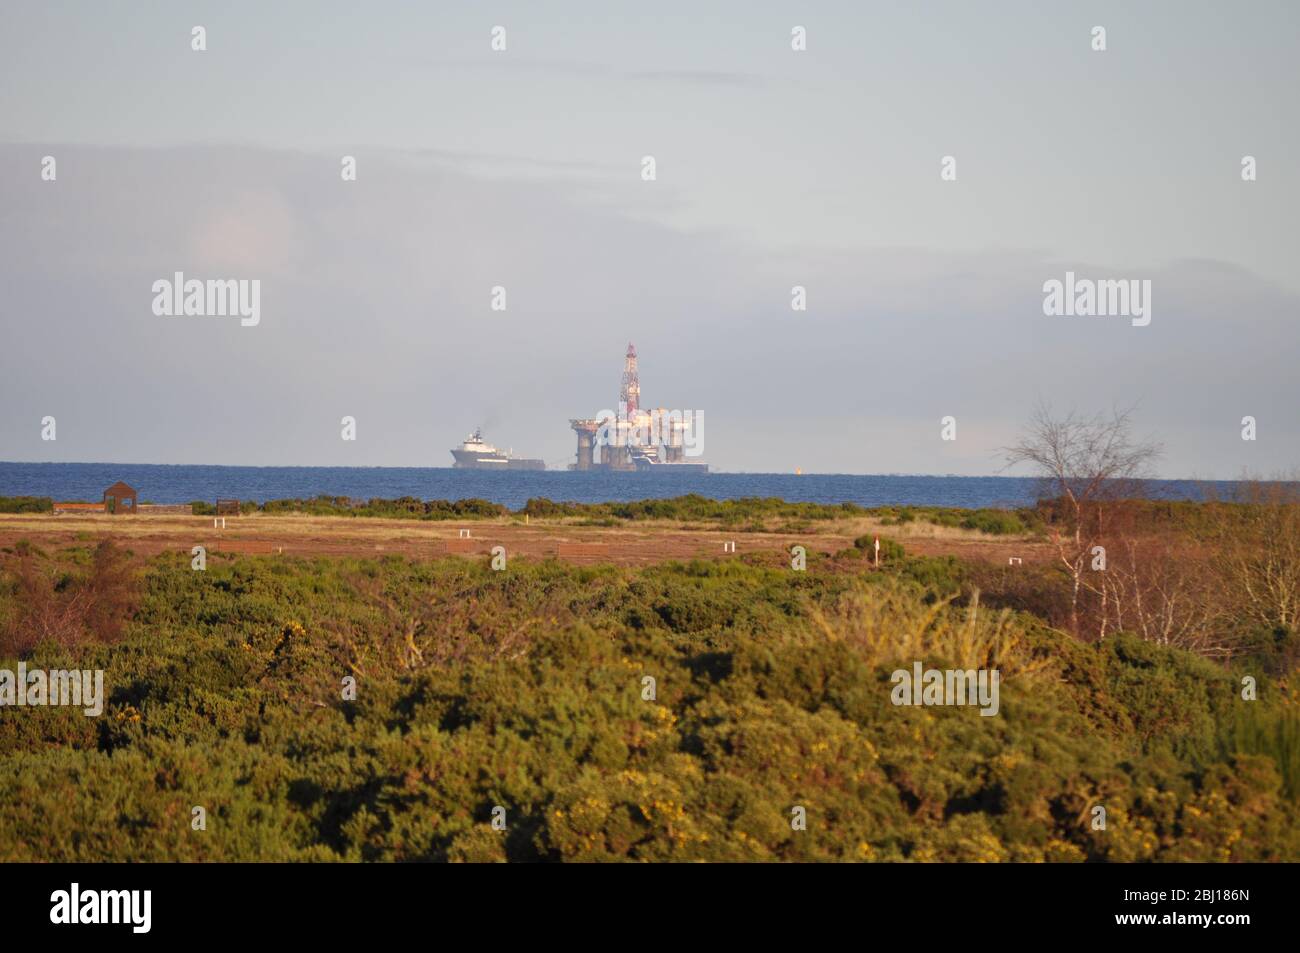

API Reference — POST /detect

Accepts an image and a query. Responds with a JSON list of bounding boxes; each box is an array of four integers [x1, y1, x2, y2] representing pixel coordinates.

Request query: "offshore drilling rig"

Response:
[[569, 343, 707, 471]]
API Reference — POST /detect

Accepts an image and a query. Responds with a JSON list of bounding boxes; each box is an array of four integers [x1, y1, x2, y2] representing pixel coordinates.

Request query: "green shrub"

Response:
[[1220, 705, 1300, 801], [0, 548, 1294, 862], [961, 510, 1027, 535], [855, 535, 905, 561], [0, 497, 53, 514], [894, 555, 964, 596]]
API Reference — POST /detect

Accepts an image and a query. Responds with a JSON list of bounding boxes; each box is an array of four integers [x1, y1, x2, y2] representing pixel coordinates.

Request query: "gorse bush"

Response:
[[1220, 705, 1300, 801], [855, 535, 905, 561], [30, 493, 1043, 536], [874, 506, 1039, 535], [960, 509, 1032, 535], [0, 497, 53, 514], [0, 546, 1295, 862], [522, 494, 864, 525], [257, 496, 508, 520]]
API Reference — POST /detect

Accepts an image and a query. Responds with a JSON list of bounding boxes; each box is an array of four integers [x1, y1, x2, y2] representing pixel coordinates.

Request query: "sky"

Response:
[[1, 0, 1297, 477]]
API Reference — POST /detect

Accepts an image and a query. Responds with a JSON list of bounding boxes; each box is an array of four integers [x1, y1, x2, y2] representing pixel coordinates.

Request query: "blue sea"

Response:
[[0, 462, 1239, 510]]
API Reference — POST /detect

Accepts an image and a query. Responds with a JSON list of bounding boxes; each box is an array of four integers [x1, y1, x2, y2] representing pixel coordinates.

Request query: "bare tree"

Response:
[[1205, 474, 1300, 634], [1100, 531, 1228, 655], [1002, 401, 1162, 637]]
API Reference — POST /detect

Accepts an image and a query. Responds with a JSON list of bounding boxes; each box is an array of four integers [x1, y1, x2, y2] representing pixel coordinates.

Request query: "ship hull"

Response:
[[451, 450, 545, 470]]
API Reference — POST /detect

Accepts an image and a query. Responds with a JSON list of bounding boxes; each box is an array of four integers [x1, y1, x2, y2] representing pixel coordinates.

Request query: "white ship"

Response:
[[450, 429, 545, 470]]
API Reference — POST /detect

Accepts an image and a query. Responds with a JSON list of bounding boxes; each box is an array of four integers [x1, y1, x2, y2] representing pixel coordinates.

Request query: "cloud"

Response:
[[0, 142, 1296, 478], [626, 69, 770, 88], [416, 56, 772, 89]]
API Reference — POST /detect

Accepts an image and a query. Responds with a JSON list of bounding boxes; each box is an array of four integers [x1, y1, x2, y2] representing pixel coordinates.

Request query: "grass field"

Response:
[[0, 508, 1052, 567]]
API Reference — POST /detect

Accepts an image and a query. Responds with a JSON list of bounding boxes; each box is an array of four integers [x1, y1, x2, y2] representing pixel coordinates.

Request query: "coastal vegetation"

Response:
[[0, 522, 1295, 862], [188, 496, 509, 520], [0, 496, 52, 514], [1, 494, 1040, 534], [2, 408, 1295, 861]]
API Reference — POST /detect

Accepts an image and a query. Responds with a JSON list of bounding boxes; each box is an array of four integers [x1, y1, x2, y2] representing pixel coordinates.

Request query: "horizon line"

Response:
[[0, 459, 1267, 485]]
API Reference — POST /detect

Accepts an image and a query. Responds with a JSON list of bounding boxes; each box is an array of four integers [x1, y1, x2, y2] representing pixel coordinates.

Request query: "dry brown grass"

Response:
[[806, 578, 1053, 678], [0, 511, 1050, 567]]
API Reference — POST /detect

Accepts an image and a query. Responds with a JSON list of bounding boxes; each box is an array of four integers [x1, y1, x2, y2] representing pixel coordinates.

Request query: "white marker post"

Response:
[[874, 537, 880, 566]]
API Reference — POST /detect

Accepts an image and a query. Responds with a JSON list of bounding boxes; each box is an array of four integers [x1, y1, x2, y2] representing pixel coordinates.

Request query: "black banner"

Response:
[[3, 862, 1280, 940]]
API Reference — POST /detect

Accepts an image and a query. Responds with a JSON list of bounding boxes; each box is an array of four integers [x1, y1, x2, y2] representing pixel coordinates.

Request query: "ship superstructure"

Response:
[[450, 429, 545, 470]]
